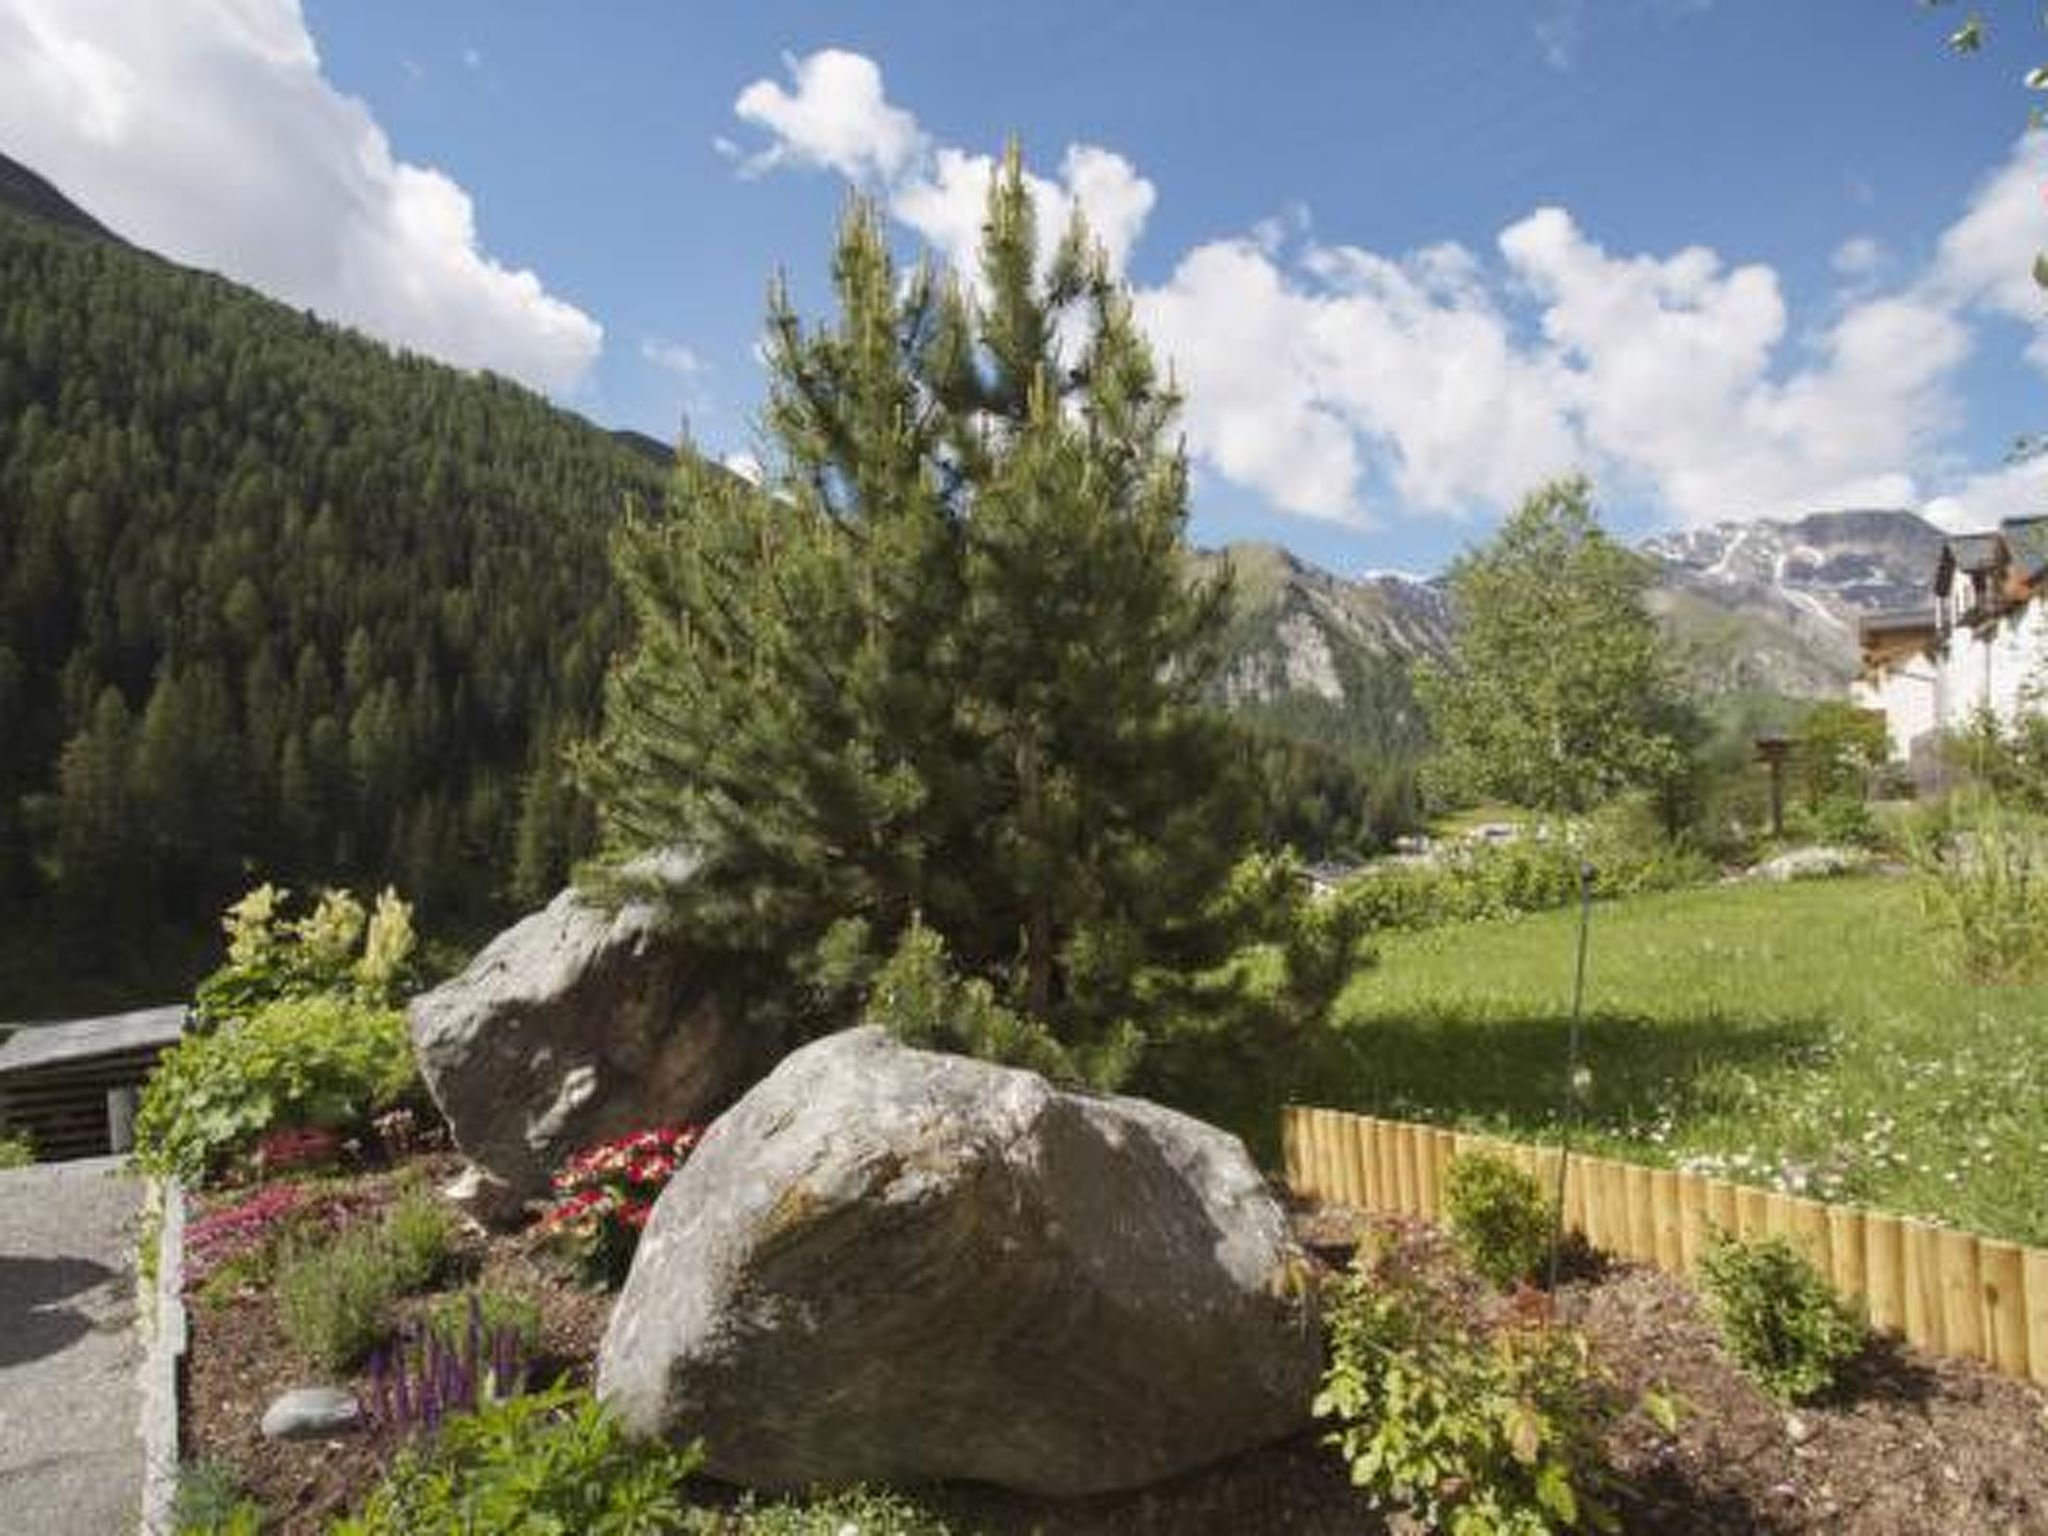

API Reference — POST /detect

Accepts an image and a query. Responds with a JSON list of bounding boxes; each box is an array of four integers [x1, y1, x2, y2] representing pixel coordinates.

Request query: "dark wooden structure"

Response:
[[0, 1006, 185, 1161], [1754, 734, 1791, 838]]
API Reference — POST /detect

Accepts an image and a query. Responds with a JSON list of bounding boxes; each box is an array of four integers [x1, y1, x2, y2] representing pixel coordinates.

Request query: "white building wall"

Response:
[[1936, 601, 2047, 729], [1860, 600, 2047, 765], [1983, 600, 2048, 721], [1853, 655, 1943, 763]]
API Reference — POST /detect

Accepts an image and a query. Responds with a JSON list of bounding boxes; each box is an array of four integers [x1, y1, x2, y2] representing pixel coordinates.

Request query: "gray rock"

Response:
[[1751, 845, 1865, 883], [260, 1386, 360, 1440], [408, 855, 769, 1201], [597, 1027, 1322, 1497], [439, 1162, 524, 1228]]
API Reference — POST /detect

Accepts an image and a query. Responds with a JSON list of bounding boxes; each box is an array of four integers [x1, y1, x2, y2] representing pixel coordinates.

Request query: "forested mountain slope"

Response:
[[0, 190, 668, 993], [0, 149, 122, 244]]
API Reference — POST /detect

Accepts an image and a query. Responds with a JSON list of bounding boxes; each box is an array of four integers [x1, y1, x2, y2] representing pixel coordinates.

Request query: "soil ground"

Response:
[[184, 1169, 2048, 1534]]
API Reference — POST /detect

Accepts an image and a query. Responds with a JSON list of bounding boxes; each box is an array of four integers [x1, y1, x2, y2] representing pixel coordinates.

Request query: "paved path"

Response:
[[0, 1157, 144, 1535]]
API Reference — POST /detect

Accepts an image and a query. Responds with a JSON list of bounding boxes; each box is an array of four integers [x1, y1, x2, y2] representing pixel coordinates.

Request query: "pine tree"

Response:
[[579, 148, 1248, 1071], [53, 686, 142, 924]]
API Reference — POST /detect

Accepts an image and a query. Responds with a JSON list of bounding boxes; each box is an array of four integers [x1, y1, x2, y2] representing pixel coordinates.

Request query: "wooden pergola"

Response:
[[0, 1006, 186, 1161]]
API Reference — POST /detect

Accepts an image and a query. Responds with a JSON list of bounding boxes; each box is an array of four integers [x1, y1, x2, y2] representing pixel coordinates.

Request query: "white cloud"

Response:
[[728, 49, 1155, 277], [1136, 241, 1367, 522], [1141, 130, 2048, 531], [1138, 196, 1993, 528], [641, 338, 706, 378], [1831, 236, 1886, 280], [733, 49, 924, 183], [1534, 0, 1585, 71], [0, 0, 601, 394], [726, 47, 2048, 536], [1922, 454, 2048, 531]]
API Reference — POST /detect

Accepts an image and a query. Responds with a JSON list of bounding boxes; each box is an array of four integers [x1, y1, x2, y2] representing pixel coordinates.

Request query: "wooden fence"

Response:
[[1281, 1104, 2048, 1389]]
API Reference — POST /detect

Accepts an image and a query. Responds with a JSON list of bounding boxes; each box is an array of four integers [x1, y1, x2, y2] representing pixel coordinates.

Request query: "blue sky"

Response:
[[5, 2, 2048, 576]]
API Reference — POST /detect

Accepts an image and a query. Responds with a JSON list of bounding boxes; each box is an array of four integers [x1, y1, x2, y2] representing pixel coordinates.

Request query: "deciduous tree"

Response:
[[1417, 477, 1688, 815]]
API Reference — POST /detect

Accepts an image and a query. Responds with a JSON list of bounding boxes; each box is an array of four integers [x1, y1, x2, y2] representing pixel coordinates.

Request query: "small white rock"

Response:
[[260, 1386, 361, 1441]]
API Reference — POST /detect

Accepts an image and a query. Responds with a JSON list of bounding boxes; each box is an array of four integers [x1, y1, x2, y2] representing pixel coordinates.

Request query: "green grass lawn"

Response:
[[1310, 874, 2048, 1246]]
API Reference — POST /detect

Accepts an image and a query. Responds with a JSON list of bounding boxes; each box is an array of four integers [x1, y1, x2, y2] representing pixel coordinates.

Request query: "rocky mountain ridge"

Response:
[[1210, 507, 1949, 727]]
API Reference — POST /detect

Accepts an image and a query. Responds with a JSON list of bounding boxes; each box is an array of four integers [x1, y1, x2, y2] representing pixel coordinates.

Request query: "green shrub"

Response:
[[1907, 794, 2048, 982], [1315, 1237, 1620, 1534], [1445, 1152, 1558, 1290], [1697, 1233, 1864, 1404], [864, 921, 1135, 1087], [133, 993, 418, 1182], [275, 1190, 459, 1371], [382, 1184, 458, 1292], [171, 1456, 264, 1535], [0, 1130, 33, 1169], [703, 1487, 956, 1534], [1329, 825, 1710, 937], [277, 1225, 403, 1372], [193, 883, 419, 1028], [332, 1384, 704, 1536], [1795, 794, 1878, 849]]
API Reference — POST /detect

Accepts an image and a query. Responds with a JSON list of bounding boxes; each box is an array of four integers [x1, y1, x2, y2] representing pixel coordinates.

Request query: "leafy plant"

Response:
[[1315, 1236, 1620, 1534], [192, 883, 419, 1028], [170, 1456, 264, 1535], [1445, 1151, 1558, 1290], [0, 1130, 33, 1168], [133, 993, 418, 1182], [1697, 1233, 1864, 1404], [332, 1384, 704, 1536], [540, 1126, 700, 1288], [702, 1487, 958, 1534]]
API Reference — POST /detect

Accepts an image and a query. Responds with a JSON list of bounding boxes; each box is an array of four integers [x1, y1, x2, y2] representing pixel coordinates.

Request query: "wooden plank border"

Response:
[[1281, 1103, 2048, 1388]]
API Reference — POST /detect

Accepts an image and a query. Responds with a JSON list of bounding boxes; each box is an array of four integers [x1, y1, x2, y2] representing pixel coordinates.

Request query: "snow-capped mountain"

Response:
[[1640, 510, 1945, 696], [1207, 510, 1948, 743]]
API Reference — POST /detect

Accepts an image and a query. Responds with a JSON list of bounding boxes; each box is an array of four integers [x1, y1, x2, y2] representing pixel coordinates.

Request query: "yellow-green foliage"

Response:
[[1315, 1237, 1619, 1534], [134, 994, 417, 1182], [332, 1386, 704, 1536], [194, 884, 418, 1028]]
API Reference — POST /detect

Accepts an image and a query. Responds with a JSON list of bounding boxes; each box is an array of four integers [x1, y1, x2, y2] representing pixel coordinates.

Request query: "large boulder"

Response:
[[408, 860, 766, 1202], [597, 1027, 1321, 1497]]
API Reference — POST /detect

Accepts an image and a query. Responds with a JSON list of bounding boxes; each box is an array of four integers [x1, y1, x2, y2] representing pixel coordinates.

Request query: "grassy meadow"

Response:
[[1310, 874, 2048, 1246]]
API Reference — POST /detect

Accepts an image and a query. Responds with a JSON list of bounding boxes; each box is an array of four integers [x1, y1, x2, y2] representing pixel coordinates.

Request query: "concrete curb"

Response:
[[136, 1176, 186, 1535]]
